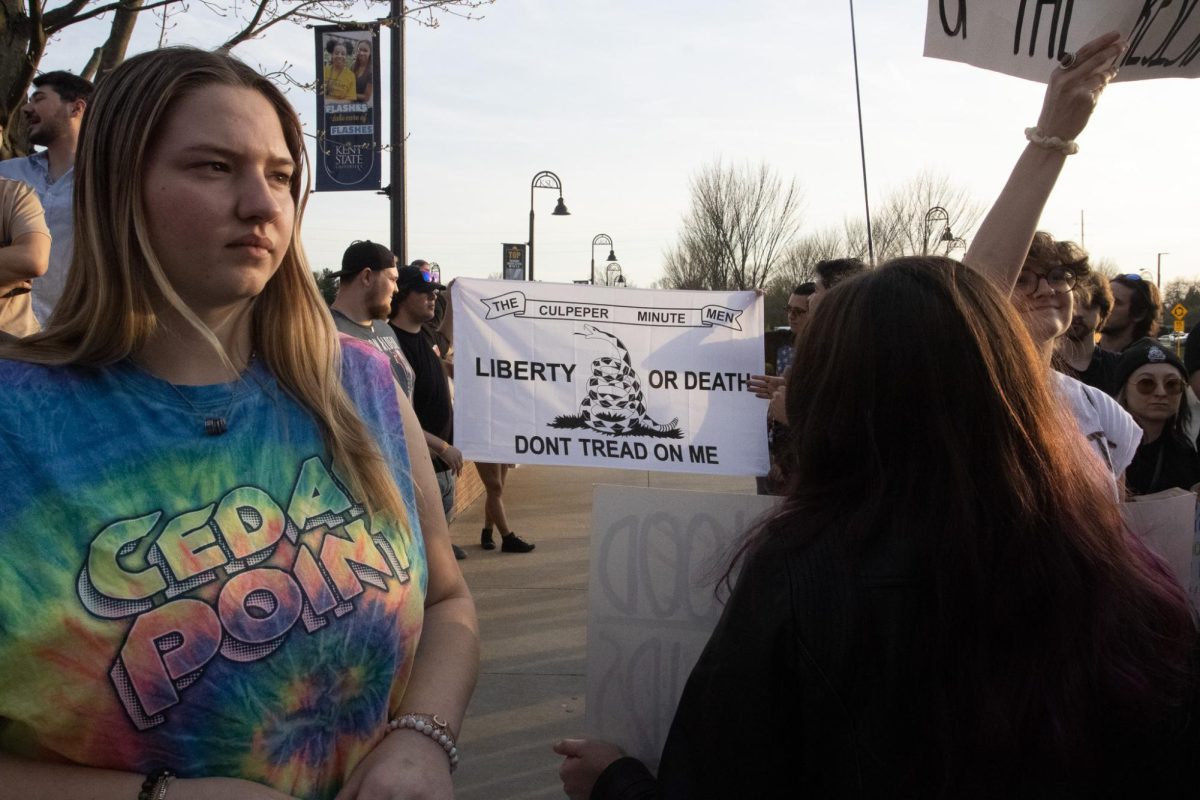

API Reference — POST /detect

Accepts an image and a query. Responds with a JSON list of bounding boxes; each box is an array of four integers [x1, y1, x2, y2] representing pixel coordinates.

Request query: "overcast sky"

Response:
[[43, 1, 1200, 289]]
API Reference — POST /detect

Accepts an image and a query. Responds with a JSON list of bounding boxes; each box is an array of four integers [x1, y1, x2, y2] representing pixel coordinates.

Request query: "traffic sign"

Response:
[[1172, 303, 1187, 320], [1175, 318, 1185, 333]]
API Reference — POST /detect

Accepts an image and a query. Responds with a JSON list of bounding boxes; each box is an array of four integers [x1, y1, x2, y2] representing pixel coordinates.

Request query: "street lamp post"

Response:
[[922, 206, 953, 256], [1158, 252, 1169, 287], [590, 233, 617, 285], [528, 170, 569, 281], [604, 261, 625, 287]]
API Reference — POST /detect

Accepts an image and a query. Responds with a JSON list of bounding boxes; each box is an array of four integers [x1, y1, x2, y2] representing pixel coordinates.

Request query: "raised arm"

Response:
[[335, 386, 479, 800], [964, 32, 1124, 294]]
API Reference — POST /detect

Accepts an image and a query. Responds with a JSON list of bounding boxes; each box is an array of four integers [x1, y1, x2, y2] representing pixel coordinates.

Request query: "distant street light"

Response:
[[528, 170, 569, 281], [590, 233, 617, 285], [1158, 252, 1169, 287], [605, 261, 625, 287], [922, 206, 954, 256]]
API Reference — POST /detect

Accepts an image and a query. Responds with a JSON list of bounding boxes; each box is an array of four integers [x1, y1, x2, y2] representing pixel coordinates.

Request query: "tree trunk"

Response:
[[0, 0, 45, 157], [94, 0, 144, 82]]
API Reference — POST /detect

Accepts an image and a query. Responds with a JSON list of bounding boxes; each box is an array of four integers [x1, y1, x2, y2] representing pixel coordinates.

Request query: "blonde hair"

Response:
[[0, 47, 407, 523]]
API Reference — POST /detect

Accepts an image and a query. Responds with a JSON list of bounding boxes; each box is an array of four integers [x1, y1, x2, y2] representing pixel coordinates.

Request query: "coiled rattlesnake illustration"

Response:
[[572, 324, 679, 436]]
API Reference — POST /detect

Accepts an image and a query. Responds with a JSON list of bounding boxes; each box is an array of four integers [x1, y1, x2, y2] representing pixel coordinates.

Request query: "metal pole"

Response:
[[848, 0, 874, 264], [590, 254, 595, 285], [528, 188, 535, 281], [389, 0, 407, 264]]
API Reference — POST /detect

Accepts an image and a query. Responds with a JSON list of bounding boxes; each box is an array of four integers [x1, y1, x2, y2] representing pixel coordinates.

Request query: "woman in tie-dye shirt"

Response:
[[0, 48, 478, 800]]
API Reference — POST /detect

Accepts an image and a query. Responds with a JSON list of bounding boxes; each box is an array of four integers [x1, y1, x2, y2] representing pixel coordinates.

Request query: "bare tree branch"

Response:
[[661, 160, 804, 291], [47, 0, 178, 34], [41, 0, 93, 33]]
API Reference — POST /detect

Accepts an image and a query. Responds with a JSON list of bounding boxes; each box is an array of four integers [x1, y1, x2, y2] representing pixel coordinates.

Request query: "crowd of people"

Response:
[[556, 31, 1200, 800], [0, 28, 1197, 800]]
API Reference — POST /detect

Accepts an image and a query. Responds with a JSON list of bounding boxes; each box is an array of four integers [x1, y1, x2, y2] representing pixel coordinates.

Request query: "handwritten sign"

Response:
[[584, 485, 778, 768], [453, 279, 768, 476], [924, 1, 1200, 83]]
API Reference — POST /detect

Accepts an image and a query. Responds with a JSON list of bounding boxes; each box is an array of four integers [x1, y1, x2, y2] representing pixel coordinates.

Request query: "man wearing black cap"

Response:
[[389, 261, 469, 559], [329, 240, 415, 396]]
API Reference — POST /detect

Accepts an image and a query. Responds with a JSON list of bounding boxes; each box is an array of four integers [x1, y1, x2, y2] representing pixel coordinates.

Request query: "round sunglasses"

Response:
[[1132, 375, 1185, 396]]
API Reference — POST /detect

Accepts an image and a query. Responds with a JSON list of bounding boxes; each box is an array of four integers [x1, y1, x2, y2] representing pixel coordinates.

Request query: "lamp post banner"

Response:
[[924, 1, 1200, 83], [314, 25, 382, 192], [501, 243, 527, 280], [452, 278, 768, 476]]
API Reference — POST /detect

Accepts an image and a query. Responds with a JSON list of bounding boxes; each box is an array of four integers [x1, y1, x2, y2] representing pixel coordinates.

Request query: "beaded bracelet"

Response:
[[1024, 126, 1079, 155], [137, 768, 174, 800], [386, 713, 460, 773]]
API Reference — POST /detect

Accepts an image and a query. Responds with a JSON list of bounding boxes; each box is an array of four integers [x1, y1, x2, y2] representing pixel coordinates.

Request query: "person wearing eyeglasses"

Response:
[[776, 281, 815, 376], [1010, 232, 1140, 490], [1101, 273, 1162, 355], [1114, 339, 1200, 496]]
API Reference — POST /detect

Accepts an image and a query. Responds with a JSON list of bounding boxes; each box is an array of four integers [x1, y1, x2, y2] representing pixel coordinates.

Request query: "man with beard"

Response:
[[329, 240, 415, 396], [1101, 274, 1161, 354], [1055, 268, 1120, 396], [0, 72, 92, 323]]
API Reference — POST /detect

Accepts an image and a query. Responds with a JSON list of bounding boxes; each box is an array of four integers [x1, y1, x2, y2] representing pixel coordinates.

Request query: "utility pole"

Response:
[[388, 0, 407, 265]]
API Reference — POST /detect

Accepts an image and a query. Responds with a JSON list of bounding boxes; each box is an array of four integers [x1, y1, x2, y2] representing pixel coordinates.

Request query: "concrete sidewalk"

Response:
[[447, 465, 754, 800]]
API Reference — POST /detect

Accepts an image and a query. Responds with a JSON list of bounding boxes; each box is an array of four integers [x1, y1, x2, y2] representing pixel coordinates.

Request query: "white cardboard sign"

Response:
[[452, 279, 768, 476], [924, 1, 1200, 83], [584, 485, 778, 769]]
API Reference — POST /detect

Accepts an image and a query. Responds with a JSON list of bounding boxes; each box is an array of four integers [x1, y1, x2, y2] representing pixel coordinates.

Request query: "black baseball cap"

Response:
[[335, 240, 395, 279], [397, 264, 446, 293]]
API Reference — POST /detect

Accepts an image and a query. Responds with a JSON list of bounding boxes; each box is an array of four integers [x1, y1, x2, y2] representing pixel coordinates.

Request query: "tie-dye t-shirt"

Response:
[[0, 337, 427, 800]]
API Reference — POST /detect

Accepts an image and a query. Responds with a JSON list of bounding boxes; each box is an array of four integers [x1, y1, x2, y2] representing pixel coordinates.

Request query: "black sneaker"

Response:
[[501, 533, 535, 553], [481, 528, 495, 550], [452, 543, 468, 560]]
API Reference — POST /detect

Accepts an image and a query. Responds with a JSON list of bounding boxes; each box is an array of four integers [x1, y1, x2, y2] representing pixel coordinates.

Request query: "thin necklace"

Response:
[[132, 355, 254, 436], [161, 380, 235, 436]]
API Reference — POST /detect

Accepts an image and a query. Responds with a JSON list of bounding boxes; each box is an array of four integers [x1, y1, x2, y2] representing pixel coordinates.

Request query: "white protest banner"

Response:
[[585, 485, 778, 769], [924, 1, 1200, 83], [452, 278, 767, 476]]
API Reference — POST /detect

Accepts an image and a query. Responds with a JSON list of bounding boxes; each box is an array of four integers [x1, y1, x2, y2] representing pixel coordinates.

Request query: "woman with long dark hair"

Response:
[[559, 258, 1197, 798], [353, 40, 374, 104]]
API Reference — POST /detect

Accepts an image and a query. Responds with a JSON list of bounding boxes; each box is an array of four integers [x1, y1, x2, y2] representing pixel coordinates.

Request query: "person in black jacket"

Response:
[[1115, 338, 1200, 496], [556, 258, 1198, 800]]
